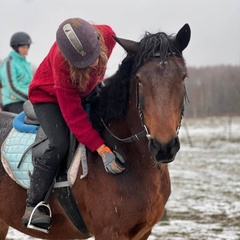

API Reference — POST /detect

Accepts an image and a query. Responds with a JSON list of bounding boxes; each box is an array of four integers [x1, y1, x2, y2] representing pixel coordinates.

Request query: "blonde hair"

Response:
[[68, 28, 108, 92]]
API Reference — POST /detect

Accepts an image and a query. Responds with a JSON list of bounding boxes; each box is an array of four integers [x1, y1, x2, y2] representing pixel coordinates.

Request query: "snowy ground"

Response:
[[6, 116, 240, 240]]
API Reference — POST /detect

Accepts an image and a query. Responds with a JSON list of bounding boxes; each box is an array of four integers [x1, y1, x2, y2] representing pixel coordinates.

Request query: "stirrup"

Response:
[[27, 201, 52, 233]]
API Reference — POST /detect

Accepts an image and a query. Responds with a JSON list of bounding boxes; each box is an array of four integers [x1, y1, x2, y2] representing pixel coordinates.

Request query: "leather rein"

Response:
[[100, 75, 150, 143]]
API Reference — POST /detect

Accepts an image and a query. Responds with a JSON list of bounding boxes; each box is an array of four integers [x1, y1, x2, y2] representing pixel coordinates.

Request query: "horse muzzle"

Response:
[[148, 136, 180, 163]]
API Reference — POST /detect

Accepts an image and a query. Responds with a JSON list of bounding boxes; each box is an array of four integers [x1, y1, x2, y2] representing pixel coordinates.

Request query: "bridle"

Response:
[[100, 79, 150, 143], [100, 118, 149, 143], [100, 55, 184, 143]]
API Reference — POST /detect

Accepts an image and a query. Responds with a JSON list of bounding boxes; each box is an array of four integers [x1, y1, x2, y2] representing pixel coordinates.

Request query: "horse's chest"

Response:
[[122, 175, 163, 212]]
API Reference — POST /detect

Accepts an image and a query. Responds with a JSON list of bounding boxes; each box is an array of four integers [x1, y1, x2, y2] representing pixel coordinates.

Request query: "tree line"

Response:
[[184, 65, 240, 117]]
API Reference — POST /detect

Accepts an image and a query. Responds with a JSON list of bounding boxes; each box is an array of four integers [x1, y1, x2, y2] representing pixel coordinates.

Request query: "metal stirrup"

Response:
[[27, 201, 52, 233]]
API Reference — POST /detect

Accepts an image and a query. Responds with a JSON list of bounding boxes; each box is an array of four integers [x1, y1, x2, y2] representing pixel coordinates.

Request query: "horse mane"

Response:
[[133, 31, 182, 73], [88, 31, 183, 131], [88, 55, 134, 131]]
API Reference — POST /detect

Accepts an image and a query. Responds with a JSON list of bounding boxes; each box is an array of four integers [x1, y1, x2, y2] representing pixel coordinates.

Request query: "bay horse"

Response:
[[0, 23, 191, 240]]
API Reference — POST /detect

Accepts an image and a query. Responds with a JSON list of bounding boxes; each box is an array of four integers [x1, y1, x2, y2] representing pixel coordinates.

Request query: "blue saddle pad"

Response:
[[1, 128, 36, 188], [13, 111, 38, 133]]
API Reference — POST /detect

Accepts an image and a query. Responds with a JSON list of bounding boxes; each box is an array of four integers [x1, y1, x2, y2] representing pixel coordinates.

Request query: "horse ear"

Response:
[[112, 35, 139, 54], [175, 23, 191, 52]]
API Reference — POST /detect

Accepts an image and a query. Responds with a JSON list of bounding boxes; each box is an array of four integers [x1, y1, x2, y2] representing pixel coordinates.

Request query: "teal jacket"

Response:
[[0, 50, 33, 106]]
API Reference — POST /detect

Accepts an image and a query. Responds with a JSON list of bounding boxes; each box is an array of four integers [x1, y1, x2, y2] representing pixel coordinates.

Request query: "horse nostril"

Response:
[[149, 138, 160, 155], [170, 137, 180, 155]]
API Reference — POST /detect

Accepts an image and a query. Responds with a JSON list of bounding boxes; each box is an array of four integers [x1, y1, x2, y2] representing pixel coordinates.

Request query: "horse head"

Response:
[[113, 24, 191, 163]]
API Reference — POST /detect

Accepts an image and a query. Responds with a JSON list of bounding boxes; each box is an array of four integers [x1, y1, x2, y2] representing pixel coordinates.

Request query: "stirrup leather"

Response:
[[27, 201, 52, 233]]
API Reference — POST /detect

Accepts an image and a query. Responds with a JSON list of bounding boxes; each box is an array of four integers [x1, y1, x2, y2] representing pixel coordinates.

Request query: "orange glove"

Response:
[[97, 144, 125, 174]]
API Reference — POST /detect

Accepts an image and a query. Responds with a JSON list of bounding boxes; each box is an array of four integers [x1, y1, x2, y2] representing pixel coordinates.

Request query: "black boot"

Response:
[[22, 160, 57, 230]]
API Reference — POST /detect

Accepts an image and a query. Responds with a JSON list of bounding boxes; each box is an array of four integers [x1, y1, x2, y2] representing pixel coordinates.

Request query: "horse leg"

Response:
[[0, 218, 8, 240]]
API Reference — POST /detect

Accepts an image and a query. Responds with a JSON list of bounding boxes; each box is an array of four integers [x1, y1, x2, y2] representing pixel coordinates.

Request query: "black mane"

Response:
[[87, 31, 181, 131], [133, 31, 181, 73], [88, 55, 134, 131]]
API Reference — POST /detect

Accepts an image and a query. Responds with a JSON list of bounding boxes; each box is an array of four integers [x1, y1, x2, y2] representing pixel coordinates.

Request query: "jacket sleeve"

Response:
[[54, 58, 105, 152], [4, 57, 30, 101], [55, 86, 105, 152]]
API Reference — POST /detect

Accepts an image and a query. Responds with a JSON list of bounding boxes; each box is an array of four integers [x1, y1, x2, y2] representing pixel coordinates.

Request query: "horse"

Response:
[[0, 23, 191, 240]]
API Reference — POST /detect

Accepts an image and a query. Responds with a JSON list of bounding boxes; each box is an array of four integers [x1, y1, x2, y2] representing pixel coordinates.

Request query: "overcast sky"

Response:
[[1, 0, 240, 75]]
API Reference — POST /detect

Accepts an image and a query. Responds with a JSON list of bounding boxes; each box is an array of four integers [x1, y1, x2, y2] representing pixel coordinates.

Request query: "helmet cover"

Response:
[[56, 18, 100, 68]]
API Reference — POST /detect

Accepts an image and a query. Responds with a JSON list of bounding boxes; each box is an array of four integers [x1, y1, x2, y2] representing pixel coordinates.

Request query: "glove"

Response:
[[97, 145, 125, 174]]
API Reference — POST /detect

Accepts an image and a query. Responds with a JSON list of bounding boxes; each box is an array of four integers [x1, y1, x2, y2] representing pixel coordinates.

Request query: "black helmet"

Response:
[[10, 32, 32, 49]]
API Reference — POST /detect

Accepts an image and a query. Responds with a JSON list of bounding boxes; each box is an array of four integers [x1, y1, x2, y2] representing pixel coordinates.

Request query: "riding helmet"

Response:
[[56, 18, 100, 69], [10, 32, 32, 50]]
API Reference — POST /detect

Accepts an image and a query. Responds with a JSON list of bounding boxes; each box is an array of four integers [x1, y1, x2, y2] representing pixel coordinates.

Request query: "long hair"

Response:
[[68, 28, 108, 92]]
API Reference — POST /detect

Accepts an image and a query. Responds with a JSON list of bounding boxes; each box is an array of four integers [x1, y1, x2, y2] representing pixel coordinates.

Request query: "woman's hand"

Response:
[[97, 144, 125, 174]]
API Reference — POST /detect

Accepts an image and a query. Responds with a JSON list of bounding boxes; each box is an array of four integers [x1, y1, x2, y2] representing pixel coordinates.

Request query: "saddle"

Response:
[[22, 101, 78, 170]]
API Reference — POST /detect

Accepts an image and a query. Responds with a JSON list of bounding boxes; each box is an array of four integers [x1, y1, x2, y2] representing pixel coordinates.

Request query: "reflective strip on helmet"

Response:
[[63, 23, 86, 56]]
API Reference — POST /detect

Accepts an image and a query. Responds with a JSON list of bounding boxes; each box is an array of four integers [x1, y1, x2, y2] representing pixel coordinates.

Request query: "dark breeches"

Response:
[[33, 103, 70, 169]]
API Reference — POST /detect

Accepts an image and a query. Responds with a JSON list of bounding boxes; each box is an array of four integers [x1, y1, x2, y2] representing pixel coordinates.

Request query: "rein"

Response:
[[101, 80, 151, 143], [100, 77, 150, 143], [100, 118, 149, 143]]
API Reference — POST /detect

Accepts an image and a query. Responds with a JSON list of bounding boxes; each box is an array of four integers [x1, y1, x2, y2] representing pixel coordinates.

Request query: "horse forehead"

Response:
[[167, 57, 186, 71], [138, 58, 186, 80]]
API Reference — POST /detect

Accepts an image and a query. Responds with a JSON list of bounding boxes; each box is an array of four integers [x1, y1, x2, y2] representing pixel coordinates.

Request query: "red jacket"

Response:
[[29, 25, 116, 152]]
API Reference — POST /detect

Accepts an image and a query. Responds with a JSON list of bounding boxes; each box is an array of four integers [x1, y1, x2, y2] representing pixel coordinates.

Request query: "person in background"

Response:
[[0, 32, 32, 113], [21, 17, 125, 231]]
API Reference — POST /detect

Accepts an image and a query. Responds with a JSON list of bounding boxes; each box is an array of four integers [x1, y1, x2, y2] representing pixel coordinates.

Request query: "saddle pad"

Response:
[[1, 128, 35, 188], [13, 111, 38, 133], [1, 129, 88, 189]]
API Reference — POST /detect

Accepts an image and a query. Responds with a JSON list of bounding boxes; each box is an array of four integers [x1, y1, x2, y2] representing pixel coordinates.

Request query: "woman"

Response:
[[0, 32, 32, 113], [21, 17, 125, 231]]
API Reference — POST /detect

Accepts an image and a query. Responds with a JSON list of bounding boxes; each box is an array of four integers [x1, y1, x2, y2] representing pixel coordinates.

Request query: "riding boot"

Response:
[[21, 160, 58, 229]]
